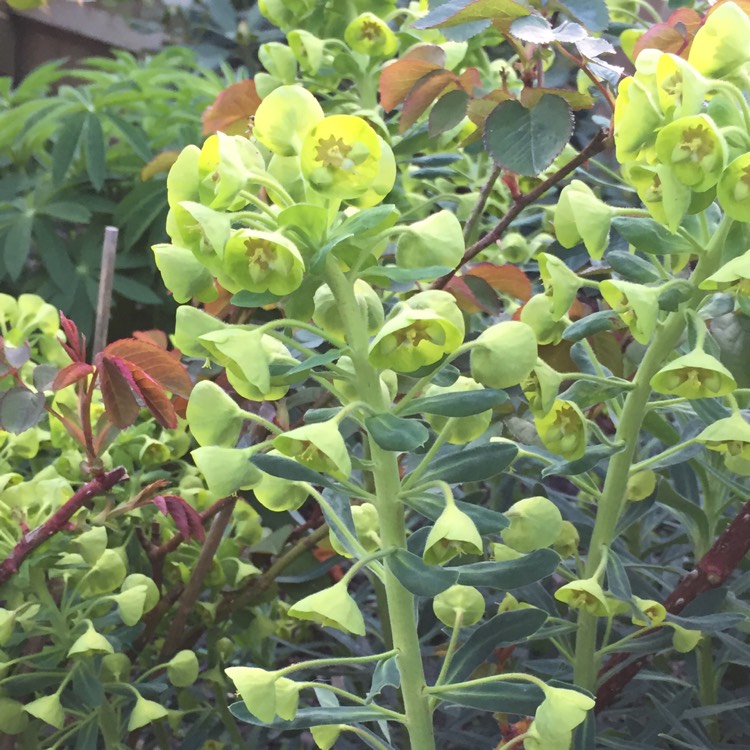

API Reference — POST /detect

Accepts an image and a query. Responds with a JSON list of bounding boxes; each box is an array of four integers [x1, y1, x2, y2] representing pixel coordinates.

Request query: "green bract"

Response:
[[329, 502, 380, 557], [535, 400, 588, 461], [650, 348, 737, 399], [501, 496, 563, 553], [433, 584, 485, 627], [287, 581, 366, 635], [600, 279, 660, 345], [369, 291, 465, 373], [300, 115, 383, 200], [614, 76, 663, 164], [631, 596, 667, 626], [470, 321, 538, 389], [223, 229, 305, 296], [538, 253, 582, 321], [186, 380, 246, 448], [313, 280, 383, 337], [700, 248, 750, 293], [423, 501, 483, 565], [252, 84, 324, 156], [272, 420, 352, 480], [345, 12, 398, 57], [654, 114, 727, 192], [696, 412, 750, 460], [422, 377, 493, 445], [688, 2, 750, 79], [520, 295, 567, 346], [255, 451, 310, 511], [717, 153, 750, 221], [554, 577, 610, 617], [554, 180, 613, 259], [395, 210, 465, 272], [522, 359, 562, 417], [191, 446, 262, 496]]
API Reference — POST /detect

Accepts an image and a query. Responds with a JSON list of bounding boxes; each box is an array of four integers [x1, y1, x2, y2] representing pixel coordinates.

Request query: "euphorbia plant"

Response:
[[148, 0, 750, 746]]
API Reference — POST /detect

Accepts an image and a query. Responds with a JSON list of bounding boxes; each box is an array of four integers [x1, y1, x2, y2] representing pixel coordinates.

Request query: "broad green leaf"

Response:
[[83, 113, 106, 191], [399, 388, 508, 418], [484, 95, 573, 177], [433, 680, 543, 715], [606, 251, 660, 283], [52, 111, 86, 185], [418, 442, 517, 484], [4, 215, 33, 281], [186, 380, 246, 447], [450, 549, 561, 589], [447, 609, 548, 681], [0, 389, 45, 433], [562, 311, 618, 342], [229, 703, 388, 728], [611, 217, 694, 255], [365, 414, 430, 451], [386, 549, 459, 597]]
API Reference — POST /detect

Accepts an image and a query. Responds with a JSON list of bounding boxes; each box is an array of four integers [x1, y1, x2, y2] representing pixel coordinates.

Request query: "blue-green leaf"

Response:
[[386, 549, 459, 597], [229, 703, 389, 728], [366, 414, 430, 452], [432, 680, 544, 715], [450, 549, 561, 590], [399, 388, 508, 418], [419, 443, 518, 484], [52, 111, 86, 185], [84, 113, 106, 191]]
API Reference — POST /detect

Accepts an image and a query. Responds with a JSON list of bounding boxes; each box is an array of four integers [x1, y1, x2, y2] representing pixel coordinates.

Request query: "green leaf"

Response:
[[611, 217, 694, 255], [541, 444, 624, 477], [606, 251, 660, 283], [450, 549, 561, 589], [52, 111, 86, 185], [39, 202, 91, 224], [558, 0, 609, 31], [447, 609, 548, 682], [105, 111, 153, 161], [284, 350, 342, 377], [231, 290, 285, 308], [606, 550, 632, 602], [433, 680, 543, 715], [419, 442, 518, 484], [386, 549, 459, 596], [429, 90, 468, 138], [655, 480, 709, 548], [229, 703, 388, 729], [112, 276, 162, 305], [510, 14, 555, 43], [0, 389, 46, 433], [4, 215, 33, 281], [403, 492, 508, 535], [400, 388, 508, 418], [251, 453, 333, 488], [83, 113, 106, 191], [366, 657, 401, 704], [561, 379, 627, 410], [365, 414, 430, 451], [484, 95, 573, 177], [562, 311, 618, 342], [360, 265, 452, 284], [336, 204, 399, 238]]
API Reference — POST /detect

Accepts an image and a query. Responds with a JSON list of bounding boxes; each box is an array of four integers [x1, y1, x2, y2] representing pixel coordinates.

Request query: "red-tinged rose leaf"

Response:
[[173, 395, 188, 420], [104, 339, 192, 398], [633, 23, 688, 59], [52, 362, 94, 391], [400, 69, 459, 132], [465, 263, 532, 301], [152, 495, 205, 542], [202, 79, 262, 136], [133, 329, 169, 350], [126, 363, 178, 429], [520, 86, 594, 111], [415, 0, 529, 30], [458, 67, 482, 95], [669, 7, 704, 31], [379, 47, 446, 111], [445, 277, 483, 314], [98, 355, 141, 429], [59, 312, 86, 363]]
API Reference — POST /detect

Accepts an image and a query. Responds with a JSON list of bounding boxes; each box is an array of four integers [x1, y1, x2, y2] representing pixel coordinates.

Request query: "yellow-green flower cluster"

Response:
[[613, 3, 750, 230]]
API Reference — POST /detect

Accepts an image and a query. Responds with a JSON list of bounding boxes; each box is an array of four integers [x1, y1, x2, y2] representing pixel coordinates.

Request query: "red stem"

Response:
[[0, 466, 128, 588], [596, 500, 750, 711]]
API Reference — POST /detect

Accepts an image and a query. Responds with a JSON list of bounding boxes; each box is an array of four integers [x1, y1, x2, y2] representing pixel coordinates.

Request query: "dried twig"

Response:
[[93, 225, 119, 356]]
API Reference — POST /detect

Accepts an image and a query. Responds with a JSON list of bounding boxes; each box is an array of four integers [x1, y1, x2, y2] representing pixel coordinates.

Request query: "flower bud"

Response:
[[534, 685, 595, 742], [121, 574, 160, 613], [423, 501, 483, 565], [68, 620, 114, 657], [614, 76, 663, 164], [0, 697, 28, 735], [191, 446, 262, 496], [626, 470, 657, 501], [167, 650, 200, 688], [395, 211, 465, 273], [288, 581, 366, 635], [313, 280, 384, 338], [470, 321, 538, 389], [497, 232, 532, 264], [329, 502, 380, 558], [552, 521, 580, 558], [602, 279, 662, 345], [650, 348, 737, 399], [273, 419, 352, 480], [501, 496, 563, 553], [187, 380, 246, 448], [253, 85, 324, 156], [670, 623, 702, 653], [535, 399, 588, 461], [422, 376, 492, 444], [345, 13, 398, 57], [24, 693, 65, 730], [491, 543, 524, 562], [287, 29, 326, 75], [433, 584, 485, 627], [554, 180, 613, 259], [520, 295, 567, 345], [623, 162, 691, 231], [127, 694, 169, 731]]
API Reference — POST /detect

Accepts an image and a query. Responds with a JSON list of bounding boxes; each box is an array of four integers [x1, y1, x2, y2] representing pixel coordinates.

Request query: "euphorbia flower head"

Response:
[[535, 399, 588, 461], [470, 321, 538, 389], [273, 419, 352, 480], [313, 279, 384, 338], [718, 152, 750, 221], [301, 115, 385, 200], [433, 584, 485, 627], [700, 248, 750, 295], [423, 501, 483, 565], [345, 12, 398, 57], [287, 580, 366, 635], [329, 502, 380, 557], [522, 359, 562, 417], [554, 180, 613, 259], [538, 253, 582, 321], [687, 2, 750, 80], [696, 412, 750, 460], [554, 577, 610, 616], [614, 76, 663, 164], [501, 496, 563, 553], [600, 279, 660, 345], [520, 294, 567, 346], [225, 666, 300, 723], [254, 451, 310, 511], [396, 210, 465, 271], [650, 348, 737, 399], [223, 229, 305, 296], [252, 84, 324, 156]]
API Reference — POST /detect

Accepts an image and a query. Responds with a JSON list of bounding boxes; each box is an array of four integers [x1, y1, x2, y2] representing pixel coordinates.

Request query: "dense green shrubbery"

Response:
[[2, 0, 750, 749]]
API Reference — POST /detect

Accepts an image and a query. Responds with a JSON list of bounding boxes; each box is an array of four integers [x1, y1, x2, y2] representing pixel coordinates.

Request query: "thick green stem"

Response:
[[573, 218, 733, 690], [324, 256, 436, 750]]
